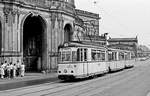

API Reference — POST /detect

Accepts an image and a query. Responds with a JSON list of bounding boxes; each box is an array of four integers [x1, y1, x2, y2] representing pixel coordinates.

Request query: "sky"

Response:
[[75, 0, 150, 47]]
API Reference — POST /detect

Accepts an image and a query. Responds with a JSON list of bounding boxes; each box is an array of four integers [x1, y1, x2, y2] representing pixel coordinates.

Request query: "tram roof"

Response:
[[107, 47, 132, 53], [59, 41, 107, 49]]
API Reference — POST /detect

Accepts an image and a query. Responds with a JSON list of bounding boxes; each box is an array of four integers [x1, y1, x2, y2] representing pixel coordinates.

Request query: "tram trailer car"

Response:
[[124, 51, 135, 68], [58, 42, 108, 80], [107, 48, 135, 72]]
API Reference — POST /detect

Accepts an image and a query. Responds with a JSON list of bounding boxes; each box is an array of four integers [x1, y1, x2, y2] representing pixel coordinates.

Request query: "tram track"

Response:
[[16, 68, 137, 96]]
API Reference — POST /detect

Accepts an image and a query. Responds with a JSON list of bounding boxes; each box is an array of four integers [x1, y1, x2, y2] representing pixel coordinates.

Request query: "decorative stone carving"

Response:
[[31, 11, 39, 17], [3, 7, 12, 23], [3, 7, 12, 15], [3, 7, 19, 23]]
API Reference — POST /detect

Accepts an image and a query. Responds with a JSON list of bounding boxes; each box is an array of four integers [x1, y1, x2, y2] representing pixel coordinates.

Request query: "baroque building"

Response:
[[0, 0, 100, 72]]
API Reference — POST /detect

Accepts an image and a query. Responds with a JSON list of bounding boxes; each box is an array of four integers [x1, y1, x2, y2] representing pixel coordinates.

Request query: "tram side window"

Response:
[[112, 52, 117, 61], [91, 50, 105, 61], [119, 52, 124, 60], [125, 53, 129, 60], [97, 52, 101, 60], [131, 52, 135, 59], [91, 50, 97, 61], [84, 49, 87, 61], [97, 52, 105, 61], [101, 53, 105, 60], [77, 49, 80, 61], [108, 52, 116, 61], [125, 54, 127, 60], [128, 52, 131, 60], [108, 53, 112, 61], [127, 52, 132, 60], [80, 49, 83, 61]]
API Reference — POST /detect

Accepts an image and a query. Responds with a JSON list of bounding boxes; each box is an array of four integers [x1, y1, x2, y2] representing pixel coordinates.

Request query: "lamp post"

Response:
[[103, 33, 108, 46]]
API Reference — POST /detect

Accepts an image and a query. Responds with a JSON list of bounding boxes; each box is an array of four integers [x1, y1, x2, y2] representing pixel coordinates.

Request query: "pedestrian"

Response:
[[3, 61, 7, 67], [10, 62, 14, 78], [13, 63, 17, 78], [0, 63, 4, 79], [20, 62, 25, 77], [16, 60, 21, 77], [2, 61, 7, 78], [6, 63, 11, 78]]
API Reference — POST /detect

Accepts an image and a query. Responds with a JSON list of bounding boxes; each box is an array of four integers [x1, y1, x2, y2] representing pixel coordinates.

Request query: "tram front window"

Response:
[[61, 51, 71, 62], [58, 48, 88, 63], [58, 51, 77, 62]]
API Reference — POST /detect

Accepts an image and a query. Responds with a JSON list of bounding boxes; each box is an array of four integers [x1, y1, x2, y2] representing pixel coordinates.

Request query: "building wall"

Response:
[[75, 9, 100, 36], [108, 38, 138, 57], [0, 0, 100, 72], [0, 0, 76, 71]]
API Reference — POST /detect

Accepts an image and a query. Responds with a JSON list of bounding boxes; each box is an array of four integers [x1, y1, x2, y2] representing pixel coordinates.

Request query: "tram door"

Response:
[[77, 48, 88, 75]]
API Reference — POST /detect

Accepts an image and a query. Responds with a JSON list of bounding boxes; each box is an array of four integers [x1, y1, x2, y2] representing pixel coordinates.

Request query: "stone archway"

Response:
[[23, 14, 47, 71], [64, 24, 73, 42]]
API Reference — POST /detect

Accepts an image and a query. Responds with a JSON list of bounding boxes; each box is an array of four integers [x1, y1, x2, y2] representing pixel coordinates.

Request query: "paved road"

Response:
[[0, 60, 150, 96]]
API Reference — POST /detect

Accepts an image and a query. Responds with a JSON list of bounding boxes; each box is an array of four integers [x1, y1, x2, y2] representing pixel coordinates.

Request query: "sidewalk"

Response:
[[0, 72, 58, 91]]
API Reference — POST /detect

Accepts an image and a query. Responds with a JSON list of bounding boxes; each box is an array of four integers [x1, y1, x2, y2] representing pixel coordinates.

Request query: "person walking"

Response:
[[13, 63, 17, 78], [0, 63, 4, 79], [10, 62, 14, 78], [2, 61, 7, 78], [20, 62, 25, 77], [16, 60, 21, 77], [6, 63, 11, 78]]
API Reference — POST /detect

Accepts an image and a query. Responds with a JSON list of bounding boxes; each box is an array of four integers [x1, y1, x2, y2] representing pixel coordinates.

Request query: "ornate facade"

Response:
[[0, 0, 100, 72]]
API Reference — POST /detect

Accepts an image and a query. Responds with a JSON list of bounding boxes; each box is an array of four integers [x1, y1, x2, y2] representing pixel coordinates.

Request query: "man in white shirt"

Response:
[[2, 61, 7, 68], [13, 63, 17, 78], [2, 61, 7, 78], [20, 62, 25, 77], [0, 63, 4, 79]]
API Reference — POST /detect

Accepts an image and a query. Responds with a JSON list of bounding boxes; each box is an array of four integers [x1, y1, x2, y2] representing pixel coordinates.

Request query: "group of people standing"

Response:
[[0, 61, 25, 79]]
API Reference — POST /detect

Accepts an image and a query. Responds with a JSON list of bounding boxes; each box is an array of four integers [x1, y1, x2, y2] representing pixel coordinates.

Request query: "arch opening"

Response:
[[23, 14, 46, 72], [64, 24, 73, 42]]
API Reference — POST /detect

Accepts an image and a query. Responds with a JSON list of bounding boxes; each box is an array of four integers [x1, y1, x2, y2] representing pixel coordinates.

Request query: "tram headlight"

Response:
[[64, 69, 67, 73], [74, 65, 77, 68], [71, 70, 74, 73]]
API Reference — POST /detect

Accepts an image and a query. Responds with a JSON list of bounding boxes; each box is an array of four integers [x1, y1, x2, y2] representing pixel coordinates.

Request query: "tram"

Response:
[[58, 42, 135, 80], [107, 48, 134, 72]]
